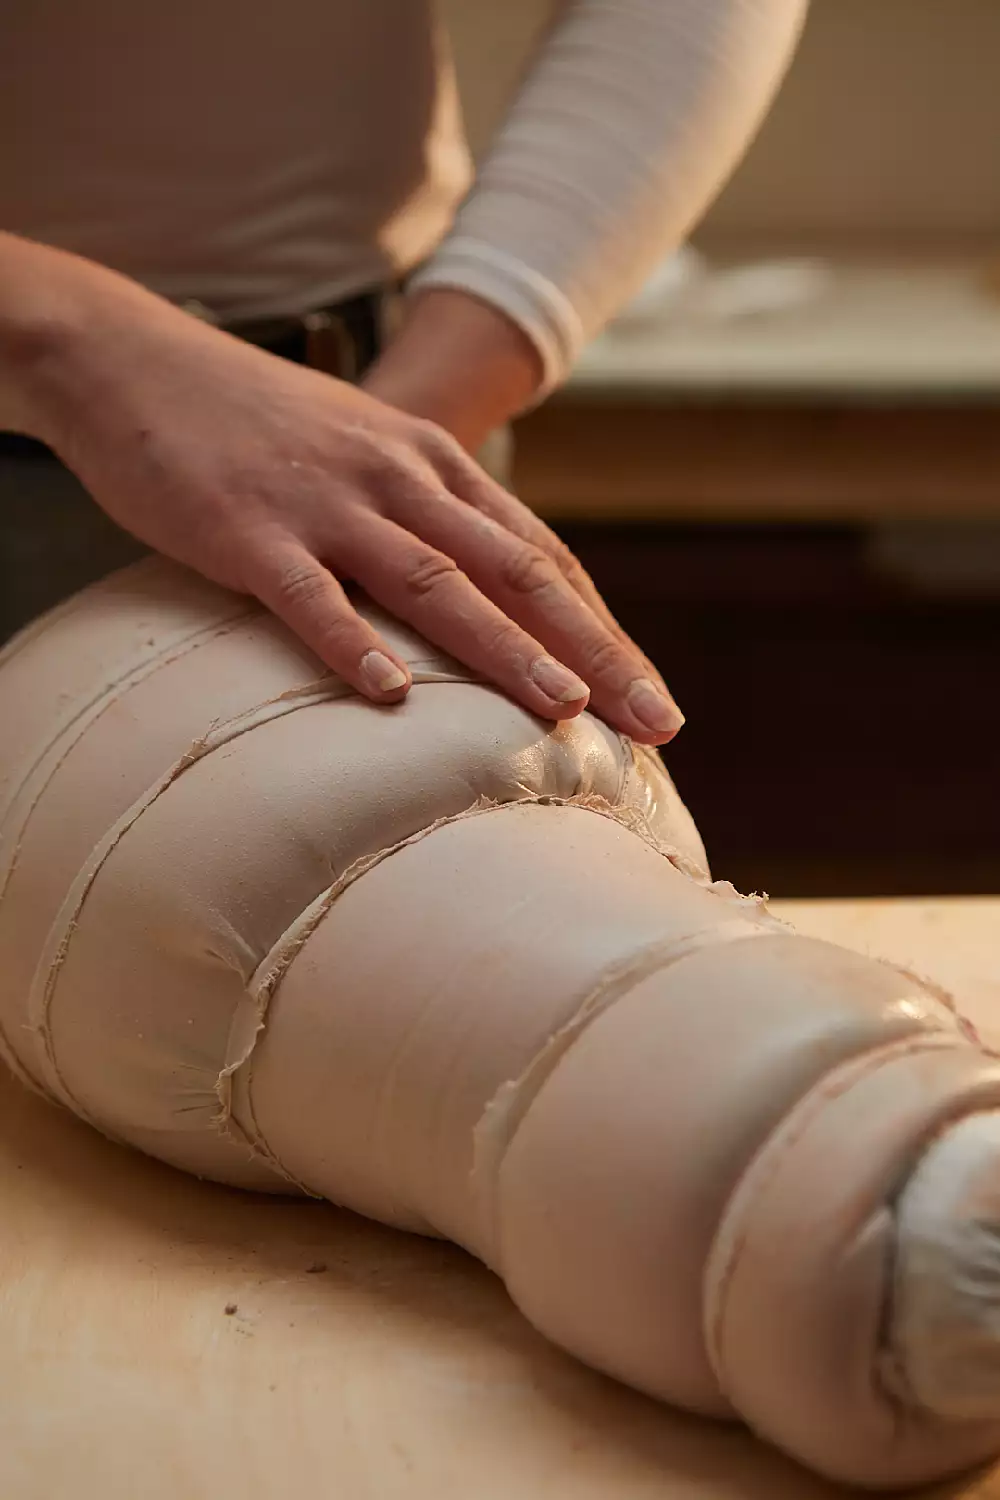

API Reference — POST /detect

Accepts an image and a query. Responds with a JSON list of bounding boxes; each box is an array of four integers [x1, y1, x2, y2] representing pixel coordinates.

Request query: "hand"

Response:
[[15, 251, 684, 742]]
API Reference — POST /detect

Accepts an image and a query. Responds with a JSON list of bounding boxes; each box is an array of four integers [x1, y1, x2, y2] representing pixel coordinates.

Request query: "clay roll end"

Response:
[[890, 1110, 1000, 1423]]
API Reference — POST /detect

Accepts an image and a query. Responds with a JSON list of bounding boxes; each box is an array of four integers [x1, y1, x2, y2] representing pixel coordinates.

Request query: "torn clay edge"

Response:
[[0, 552, 225, 673], [0, 554, 651, 1106], [9, 579, 968, 1207], [0, 613, 257, 1089], [233, 787, 990, 1216], [471, 919, 786, 1270], [628, 740, 711, 880], [18, 661, 623, 1151], [0, 547, 678, 1100], [18, 664, 461, 1119], [701, 1031, 1000, 1453], [0, 566, 254, 832], [0, 610, 251, 855], [0, 559, 478, 1093], [476, 936, 977, 1267], [0, 558, 255, 1084], [227, 793, 784, 1197]]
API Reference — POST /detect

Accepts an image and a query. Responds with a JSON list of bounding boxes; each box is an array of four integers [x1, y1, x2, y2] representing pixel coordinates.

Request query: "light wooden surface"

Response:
[[1, 897, 998, 1499]]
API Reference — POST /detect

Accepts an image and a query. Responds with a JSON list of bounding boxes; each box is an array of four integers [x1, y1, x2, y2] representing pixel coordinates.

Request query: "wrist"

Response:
[[0, 237, 116, 447], [1, 320, 84, 449], [363, 288, 544, 452]]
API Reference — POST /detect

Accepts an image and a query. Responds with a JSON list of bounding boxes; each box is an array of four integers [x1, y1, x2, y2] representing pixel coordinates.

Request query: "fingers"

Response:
[[422, 427, 614, 613], [251, 543, 412, 703], [422, 428, 677, 699], [241, 427, 683, 741], [385, 481, 684, 745], [332, 512, 594, 723]]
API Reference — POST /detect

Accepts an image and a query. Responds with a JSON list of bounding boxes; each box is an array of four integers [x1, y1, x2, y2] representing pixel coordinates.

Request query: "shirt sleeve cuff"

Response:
[[408, 237, 587, 403]]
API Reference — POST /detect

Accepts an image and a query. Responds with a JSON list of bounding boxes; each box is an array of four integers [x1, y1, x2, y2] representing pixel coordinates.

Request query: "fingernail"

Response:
[[529, 655, 590, 704], [360, 650, 408, 694], [627, 678, 685, 734]]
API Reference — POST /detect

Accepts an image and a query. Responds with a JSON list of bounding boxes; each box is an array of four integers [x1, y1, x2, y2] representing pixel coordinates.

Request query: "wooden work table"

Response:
[[1, 897, 998, 1499]]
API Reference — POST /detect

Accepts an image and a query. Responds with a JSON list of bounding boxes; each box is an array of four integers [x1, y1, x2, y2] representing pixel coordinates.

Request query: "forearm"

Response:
[[0, 232, 99, 439], [412, 0, 808, 391], [0, 236, 537, 461], [0, 231, 183, 448], [363, 288, 544, 452]]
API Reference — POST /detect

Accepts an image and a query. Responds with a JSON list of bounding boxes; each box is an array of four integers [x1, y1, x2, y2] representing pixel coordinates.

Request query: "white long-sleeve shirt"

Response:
[[1, 0, 805, 390]]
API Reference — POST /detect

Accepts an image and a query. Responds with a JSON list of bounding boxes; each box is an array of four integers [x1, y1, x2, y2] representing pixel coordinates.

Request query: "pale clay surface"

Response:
[[1, 559, 999, 1497]]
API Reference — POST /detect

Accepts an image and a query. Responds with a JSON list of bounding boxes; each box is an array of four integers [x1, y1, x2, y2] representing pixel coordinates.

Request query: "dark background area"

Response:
[[555, 519, 1000, 898]]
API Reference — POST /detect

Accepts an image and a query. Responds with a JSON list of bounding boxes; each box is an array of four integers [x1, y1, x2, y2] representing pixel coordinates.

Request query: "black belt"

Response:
[[218, 285, 399, 380], [0, 287, 397, 460]]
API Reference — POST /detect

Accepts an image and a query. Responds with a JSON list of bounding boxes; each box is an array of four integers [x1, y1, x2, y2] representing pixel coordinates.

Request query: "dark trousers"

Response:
[[0, 434, 146, 643]]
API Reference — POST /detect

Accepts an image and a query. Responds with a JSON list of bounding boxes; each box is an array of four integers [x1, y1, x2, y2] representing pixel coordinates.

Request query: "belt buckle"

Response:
[[304, 310, 358, 381]]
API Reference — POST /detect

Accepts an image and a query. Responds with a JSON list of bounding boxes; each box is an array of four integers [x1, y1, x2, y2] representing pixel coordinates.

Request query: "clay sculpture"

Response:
[[2, 557, 999, 1489]]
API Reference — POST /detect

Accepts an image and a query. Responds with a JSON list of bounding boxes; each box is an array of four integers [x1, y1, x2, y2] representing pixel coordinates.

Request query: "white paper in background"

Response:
[[619, 248, 833, 326]]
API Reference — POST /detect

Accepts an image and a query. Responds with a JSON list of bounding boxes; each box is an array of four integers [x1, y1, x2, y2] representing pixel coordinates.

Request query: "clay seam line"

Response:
[[472, 919, 782, 1268], [0, 565, 151, 671], [702, 1032, 978, 1385], [0, 607, 252, 836], [228, 796, 752, 1191], [0, 612, 253, 1092], [19, 669, 476, 1120], [23, 685, 350, 1117], [0, 557, 239, 673]]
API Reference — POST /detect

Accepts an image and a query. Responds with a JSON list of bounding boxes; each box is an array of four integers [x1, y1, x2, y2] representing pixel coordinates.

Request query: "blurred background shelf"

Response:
[[514, 396, 1000, 526], [571, 259, 1000, 404]]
